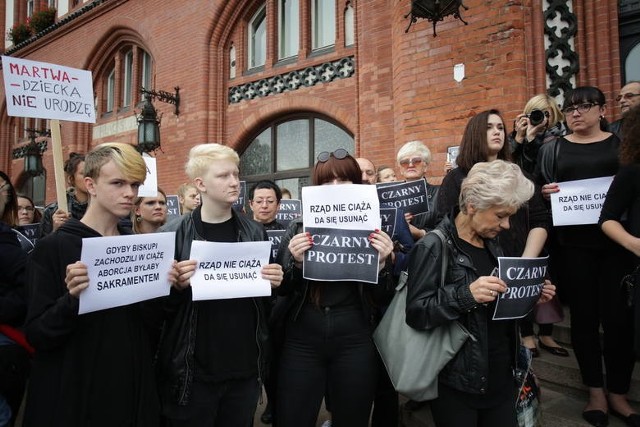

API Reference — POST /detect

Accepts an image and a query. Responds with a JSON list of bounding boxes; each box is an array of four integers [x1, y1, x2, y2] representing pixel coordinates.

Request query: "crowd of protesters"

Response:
[[1, 83, 640, 427]]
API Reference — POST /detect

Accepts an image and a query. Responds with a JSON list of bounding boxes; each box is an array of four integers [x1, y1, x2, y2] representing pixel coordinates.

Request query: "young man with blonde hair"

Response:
[[157, 143, 283, 427]]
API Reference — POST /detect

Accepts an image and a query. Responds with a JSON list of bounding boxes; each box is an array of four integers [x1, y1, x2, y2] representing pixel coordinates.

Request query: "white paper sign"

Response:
[[79, 232, 176, 314], [302, 184, 381, 230], [2, 56, 95, 123], [550, 176, 613, 226], [189, 240, 271, 300], [137, 156, 158, 198]]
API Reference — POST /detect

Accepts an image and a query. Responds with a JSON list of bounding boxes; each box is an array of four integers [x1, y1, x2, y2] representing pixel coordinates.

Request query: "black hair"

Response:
[[249, 180, 282, 202], [563, 86, 608, 130]]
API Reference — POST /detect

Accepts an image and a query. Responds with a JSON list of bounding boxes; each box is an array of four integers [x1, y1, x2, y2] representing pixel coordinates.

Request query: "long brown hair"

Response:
[[456, 109, 512, 172], [0, 171, 18, 226]]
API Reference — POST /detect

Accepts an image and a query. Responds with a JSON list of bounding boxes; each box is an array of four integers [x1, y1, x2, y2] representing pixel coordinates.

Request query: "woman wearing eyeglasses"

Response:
[[17, 194, 42, 226], [275, 149, 394, 427], [536, 86, 635, 427], [396, 141, 440, 241], [510, 94, 567, 174]]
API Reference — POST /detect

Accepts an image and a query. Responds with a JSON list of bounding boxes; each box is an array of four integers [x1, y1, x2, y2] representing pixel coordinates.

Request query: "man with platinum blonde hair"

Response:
[[157, 143, 283, 427]]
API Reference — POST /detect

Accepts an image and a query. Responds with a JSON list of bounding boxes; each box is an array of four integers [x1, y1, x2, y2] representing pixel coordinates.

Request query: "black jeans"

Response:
[[162, 376, 260, 427], [430, 382, 517, 427], [557, 245, 635, 393], [277, 305, 377, 427]]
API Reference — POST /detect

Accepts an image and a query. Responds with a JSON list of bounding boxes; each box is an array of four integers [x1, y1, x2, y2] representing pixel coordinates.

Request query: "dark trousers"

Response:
[[430, 383, 517, 427], [557, 245, 635, 393], [277, 305, 378, 427], [162, 376, 260, 427], [519, 319, 553, 337], [371, 352, 399, 427]]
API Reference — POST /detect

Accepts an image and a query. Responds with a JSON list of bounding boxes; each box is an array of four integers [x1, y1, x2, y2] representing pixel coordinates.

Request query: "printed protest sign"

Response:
[[380, 207, 397, 239], [137, 156, 158, 198], [302, 184, 381, 283], [79, 232, 176, 314], [165, 195, 181, 221], [232, 181, 247, 212], [189, 240, 271, 300], [493, 256, 548, 320], [19, 223, 39, 243], [276, 199, 302, 227], [376, 180, 429, 216], [267, 229, 286, 260], [2, 56, 95, 123], [550, 176, 613, 226]]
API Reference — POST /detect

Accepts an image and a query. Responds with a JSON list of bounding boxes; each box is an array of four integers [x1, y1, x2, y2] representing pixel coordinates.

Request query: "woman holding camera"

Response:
[[510, 94, 566, 174]]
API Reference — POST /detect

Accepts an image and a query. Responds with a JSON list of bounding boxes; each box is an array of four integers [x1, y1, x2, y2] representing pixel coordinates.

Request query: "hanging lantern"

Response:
[[405, 0, 469, 37]]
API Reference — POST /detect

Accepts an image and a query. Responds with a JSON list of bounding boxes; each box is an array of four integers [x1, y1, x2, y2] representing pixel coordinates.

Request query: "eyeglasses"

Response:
[[18, 206, 34, 212], [399, 157, 424, 168], [615, 93, 640, 102], [561, 103, 600, 115], [317, 148, 349, 163]]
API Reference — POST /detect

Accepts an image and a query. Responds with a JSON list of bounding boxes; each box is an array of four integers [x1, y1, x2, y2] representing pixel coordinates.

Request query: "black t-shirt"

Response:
[[556, 135, 620, 248], [456, 236, 513, 401], [194, 216, 258, 381]]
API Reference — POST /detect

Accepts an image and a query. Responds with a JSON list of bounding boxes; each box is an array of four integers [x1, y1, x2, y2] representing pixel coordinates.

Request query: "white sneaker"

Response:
[[321, 421, 332, 427]]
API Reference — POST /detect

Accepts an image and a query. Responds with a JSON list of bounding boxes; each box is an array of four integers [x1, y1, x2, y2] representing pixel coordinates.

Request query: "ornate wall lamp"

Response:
[[136, 87, 180, 153], [405, 0, 469, 37], [12, 128, 50, 176]]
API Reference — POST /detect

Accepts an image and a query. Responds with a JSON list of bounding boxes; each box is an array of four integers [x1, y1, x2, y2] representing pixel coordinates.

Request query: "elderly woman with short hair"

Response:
[[406, 160, 555, 427]]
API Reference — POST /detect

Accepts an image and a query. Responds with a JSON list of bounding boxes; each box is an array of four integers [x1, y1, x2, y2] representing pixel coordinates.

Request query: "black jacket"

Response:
[[405, 215, 518, 394], [156, 207, 271, 406], [411, 181, 441, 232], [37, 190, 88, 238]]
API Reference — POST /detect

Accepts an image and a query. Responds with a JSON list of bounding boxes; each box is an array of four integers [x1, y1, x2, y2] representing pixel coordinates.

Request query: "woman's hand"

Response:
[[173, 259, 198, 289], [537, 279, 556, 304], [469, 276, 508, 304], [369, 229, 394, 262], [65, 261, 89, 298], [53, 208, 71, 231], [288, 232, 313, 264], [541, 182, 560, 200], [261, 263, 284, 288], [513, 114, 529, 144]]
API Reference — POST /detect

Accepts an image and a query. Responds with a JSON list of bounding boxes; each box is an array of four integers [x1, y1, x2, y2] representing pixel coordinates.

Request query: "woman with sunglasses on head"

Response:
[[275, 149, 394, 427], [396, 141, 440, 241], [130, 188, 168, 234], [510, 94, 567, 174], [536, 86, 635, 427]]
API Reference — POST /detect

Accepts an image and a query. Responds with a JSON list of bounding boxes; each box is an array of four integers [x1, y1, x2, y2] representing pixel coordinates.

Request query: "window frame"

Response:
[[278, 0, 299, 60], [248, 6, 267, 69]]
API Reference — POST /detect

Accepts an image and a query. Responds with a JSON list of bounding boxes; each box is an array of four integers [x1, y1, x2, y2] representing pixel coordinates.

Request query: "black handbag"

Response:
[[373, 229, 470, 401]]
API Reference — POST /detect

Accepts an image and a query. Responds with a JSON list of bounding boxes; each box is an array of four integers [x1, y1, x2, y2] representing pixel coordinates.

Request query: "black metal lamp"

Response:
[[24, 136, 44, 175], [136, 87, 180, 153], [405, 0, 469, 37], [137, 93, 161, 153]]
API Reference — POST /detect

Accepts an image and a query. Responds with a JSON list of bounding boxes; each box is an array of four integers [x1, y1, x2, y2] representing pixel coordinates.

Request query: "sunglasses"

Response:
[[317, 148, 349, 163], [399, 157, 424, 168]]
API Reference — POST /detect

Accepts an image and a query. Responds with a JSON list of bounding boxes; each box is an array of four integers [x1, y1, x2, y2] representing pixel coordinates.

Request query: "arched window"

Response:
[[240, 114, 354, 198], [344, 2, 355, 47], [97, 45, 154, 116], [249, 6, 267, 69], [625, 42, 640, 82]]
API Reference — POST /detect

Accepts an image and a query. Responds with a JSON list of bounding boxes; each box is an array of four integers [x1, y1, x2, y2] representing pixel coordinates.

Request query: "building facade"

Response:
[[0, 0, 637, 205]]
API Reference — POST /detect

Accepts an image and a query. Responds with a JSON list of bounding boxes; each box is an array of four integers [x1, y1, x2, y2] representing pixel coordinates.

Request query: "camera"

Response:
[[527, 109, 548, 126]]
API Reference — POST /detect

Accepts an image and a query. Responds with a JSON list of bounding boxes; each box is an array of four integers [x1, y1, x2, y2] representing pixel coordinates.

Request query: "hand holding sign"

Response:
[[469, 275, 508, 304], [65, 261, 89, 298]]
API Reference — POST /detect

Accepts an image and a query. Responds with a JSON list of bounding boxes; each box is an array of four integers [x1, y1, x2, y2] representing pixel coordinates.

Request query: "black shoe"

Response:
[[538, 341, 569, 357], [405, 400, 427, 411], [610, 409, 640, 427], [582, 409, 609, 427]]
